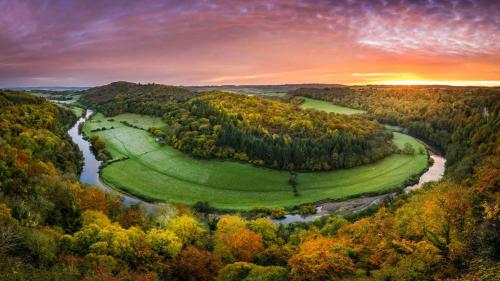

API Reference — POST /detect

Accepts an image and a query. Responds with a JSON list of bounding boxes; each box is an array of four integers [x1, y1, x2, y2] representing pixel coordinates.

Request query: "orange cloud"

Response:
[[0, 0, 499, 86]]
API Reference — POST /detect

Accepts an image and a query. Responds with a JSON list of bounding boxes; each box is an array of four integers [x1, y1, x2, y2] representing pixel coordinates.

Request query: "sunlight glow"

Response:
[[377, 80, 500, 86]]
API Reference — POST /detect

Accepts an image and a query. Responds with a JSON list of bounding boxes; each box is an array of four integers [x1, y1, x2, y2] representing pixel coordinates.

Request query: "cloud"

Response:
[[0, 0, 499, 86]]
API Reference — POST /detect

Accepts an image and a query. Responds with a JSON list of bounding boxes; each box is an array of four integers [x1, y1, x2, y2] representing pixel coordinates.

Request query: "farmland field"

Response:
[[299, 97, 366, 114], [84, 105, 428, 210]]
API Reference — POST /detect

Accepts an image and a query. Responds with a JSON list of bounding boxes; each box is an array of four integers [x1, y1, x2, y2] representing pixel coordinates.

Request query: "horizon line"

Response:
[[3, 81, 500, 89]]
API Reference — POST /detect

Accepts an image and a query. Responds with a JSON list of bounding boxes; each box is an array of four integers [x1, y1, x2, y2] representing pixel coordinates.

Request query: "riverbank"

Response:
[[274, 154, 445, 223], [69, 107, 445, 223], [67, 109, 156, 210], [81, 111, 429, 210]]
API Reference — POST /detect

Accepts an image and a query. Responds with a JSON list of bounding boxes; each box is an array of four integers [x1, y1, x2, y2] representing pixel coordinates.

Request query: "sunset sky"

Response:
[[1, 0, 499, 87]]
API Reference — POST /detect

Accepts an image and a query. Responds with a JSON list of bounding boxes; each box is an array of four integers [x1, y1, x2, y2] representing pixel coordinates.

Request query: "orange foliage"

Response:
[[215, 227, 265, 263], [79, 187, 108, 214], [288, 237, 355, 281], [119, 206, 144, 228], [176, 247, 223, 281], [337, 209, 394, 268]]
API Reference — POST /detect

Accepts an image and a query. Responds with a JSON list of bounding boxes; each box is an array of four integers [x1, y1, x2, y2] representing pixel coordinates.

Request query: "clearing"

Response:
[[299, 97, 366, 114]]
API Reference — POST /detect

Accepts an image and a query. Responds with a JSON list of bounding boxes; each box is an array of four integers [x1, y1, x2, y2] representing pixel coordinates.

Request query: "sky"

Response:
[[0, 0, 499, 87]]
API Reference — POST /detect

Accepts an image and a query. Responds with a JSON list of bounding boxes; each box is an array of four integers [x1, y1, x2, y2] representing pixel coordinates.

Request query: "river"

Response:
[[69, 109, 446, 223], [275, 154, 446, 224], [68, 110, 153, 208]]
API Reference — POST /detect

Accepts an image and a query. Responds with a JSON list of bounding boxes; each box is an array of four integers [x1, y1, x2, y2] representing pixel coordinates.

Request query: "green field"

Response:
[[54, 103, 84, 117], [66, 105, 84, 117], [84, 110, 428, 209], [30, 91, 81, 104], [300, 97, 366, 114]]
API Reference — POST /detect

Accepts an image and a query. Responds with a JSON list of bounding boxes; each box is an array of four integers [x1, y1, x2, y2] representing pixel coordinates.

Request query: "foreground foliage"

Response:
[[0, 87, 498, 280]]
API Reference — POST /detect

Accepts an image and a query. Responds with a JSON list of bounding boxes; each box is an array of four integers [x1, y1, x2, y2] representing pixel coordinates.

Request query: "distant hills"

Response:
[[80, 81, 198, 116], [7, 82, 497, 96], [185, 83, 346, 94], [8, 86, 89, 92]]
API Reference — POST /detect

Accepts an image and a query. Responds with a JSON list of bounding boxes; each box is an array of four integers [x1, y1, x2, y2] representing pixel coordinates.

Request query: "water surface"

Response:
[[69, 110, 446, 220], [68, 110, 151, 208], [68, 110, 102, 185], [275, 153, 446, 224]]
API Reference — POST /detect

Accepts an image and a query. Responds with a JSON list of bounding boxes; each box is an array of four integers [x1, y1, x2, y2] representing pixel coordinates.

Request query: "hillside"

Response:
[[288, 86, 500, 178], [186, 83, 346, 94], [164, 92, 394, 171], [80, 81, 199, 116], [0, 89, 498, 280]]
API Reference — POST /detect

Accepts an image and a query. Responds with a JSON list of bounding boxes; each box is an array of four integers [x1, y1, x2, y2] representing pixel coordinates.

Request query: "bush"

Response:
[[193, 201, 213, 213], [216, 262, 256, 281], [216, 262, 288, 281], [299, 204, 317, 216], [248, 207, 272, 218], [24, 229, 57, 266], [244, 266, 288, 281], [271, 208, 286, 219], [402, 143, 415, 155], [320, 215, 349, 236]]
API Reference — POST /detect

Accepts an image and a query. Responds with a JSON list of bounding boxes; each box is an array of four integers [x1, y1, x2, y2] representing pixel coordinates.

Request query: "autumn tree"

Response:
[[146, 228, 182, 258], [247, 218, 278, 245], [119, 205, 145, 228], [0, 204, 21, 258], [167, 214, 206, 246], [176, 246, 223, 281], [215, 215, 265, 263], [288, 237, 355, 281], [217, 262, 288, 281], [79, 187, 107, 214]]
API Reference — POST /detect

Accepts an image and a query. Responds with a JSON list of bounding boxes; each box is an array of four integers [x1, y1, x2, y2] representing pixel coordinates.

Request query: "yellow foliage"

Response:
[[288, 237, 355, 281], [146, 228, 182, 258], [247, 218, 278, 243], [216, 215, 246, 234], [82, 210, 110, 228], [167, 214, 206, 246]]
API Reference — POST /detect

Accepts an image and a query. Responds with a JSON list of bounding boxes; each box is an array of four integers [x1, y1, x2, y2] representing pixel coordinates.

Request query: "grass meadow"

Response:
[[299, 97, 366, 114], [84, 105, 428, 209]]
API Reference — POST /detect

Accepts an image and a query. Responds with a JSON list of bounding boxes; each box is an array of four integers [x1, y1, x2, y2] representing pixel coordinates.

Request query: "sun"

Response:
[[378, 80, 500, 86]]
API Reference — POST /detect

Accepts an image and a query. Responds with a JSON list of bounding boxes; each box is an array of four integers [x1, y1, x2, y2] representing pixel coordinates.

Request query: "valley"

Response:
[[80, 95, 428, 210], [2, 1, 499, 278]]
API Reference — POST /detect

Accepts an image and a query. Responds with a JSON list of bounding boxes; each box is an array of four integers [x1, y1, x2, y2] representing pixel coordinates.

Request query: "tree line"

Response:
[[288, 86, 500, 179], [163, 92, 394, 171], [80, 81, 199, 116]]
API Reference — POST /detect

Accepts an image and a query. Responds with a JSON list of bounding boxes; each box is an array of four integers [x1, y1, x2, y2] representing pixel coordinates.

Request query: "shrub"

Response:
[[271, 208, 286, 219], [299, 204, 317, 216], [244, 265, 288, 281], [24, 229, 57, 266], [216, 262, 256, 281]]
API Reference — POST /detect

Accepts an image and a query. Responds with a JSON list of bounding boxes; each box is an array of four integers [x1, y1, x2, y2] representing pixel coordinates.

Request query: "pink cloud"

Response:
[[0, 0, 499, 86]]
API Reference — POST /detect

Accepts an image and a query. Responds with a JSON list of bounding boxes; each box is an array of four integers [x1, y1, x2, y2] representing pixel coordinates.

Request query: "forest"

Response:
[[288, 86, 500, 179], [163, 92, 394, 171], [80, 81, 199, 116], [0, 87, 498, 280]]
